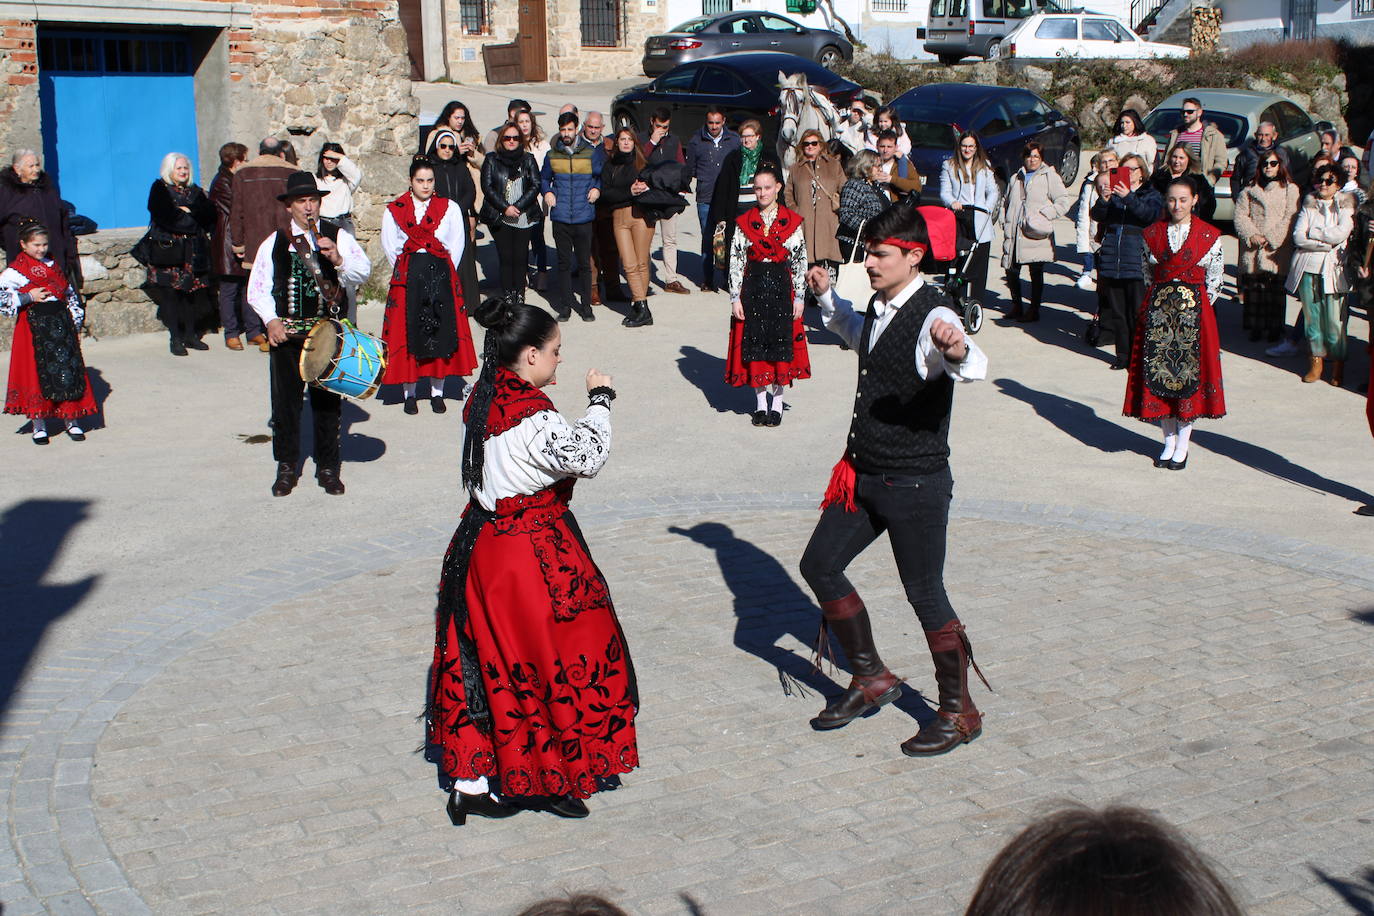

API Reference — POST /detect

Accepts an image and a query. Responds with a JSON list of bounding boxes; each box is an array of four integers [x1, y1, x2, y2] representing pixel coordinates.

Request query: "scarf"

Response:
[[495, 143, 525, 168], [740, 143, 762, 186]]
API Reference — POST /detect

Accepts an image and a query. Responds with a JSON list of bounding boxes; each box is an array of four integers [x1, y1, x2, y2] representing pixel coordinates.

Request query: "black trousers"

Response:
[[146, 285, 201, 341], [1005, 262, 1044, 309], [1098, 277, 1144, 359], [799, 467, 958, 632], [492, 223, 533, 297], [553, 220, 594, 313], [270, 339, 341, 470]]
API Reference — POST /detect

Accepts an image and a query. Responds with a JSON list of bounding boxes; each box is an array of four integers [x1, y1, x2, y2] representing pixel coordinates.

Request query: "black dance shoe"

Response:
[[431, 396, 447, 414], [555, 306, 572, 322], [1166, 455, 1188, 471], [542, 795, 590, 819], [765, 410, 782, 427], [32, 433, 49, 446], [1153, 456, 1169, 468], [751, 410, 767, 427], [1109, 358, 1128, 371], [447, 791, 519, 826], [170, 338, 187, 356], [403, 396, 419, 415], [65, 428, 86, 442]]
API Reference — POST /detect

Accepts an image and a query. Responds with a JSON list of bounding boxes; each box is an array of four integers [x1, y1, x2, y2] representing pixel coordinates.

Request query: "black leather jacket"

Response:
[[479, 152, 540, 226]]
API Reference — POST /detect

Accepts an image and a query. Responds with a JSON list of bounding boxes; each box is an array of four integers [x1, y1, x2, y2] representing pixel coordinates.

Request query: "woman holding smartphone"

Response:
[[1091, 153, 1162, 369]]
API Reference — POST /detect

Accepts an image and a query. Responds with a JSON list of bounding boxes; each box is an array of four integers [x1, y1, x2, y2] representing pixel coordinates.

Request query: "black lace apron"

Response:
[[1142, 281, 1203, 400], [406, 251, 459, 361], [739, 261, 794, 363], [27, 299, 87, 402]]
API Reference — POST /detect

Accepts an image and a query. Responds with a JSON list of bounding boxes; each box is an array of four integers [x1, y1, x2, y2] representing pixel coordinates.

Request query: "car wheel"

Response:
[[817, 45, 842, 69], [985, 40, 1002, 61], [1060, 142, 1080, 185], [937, 54, 962, 66]]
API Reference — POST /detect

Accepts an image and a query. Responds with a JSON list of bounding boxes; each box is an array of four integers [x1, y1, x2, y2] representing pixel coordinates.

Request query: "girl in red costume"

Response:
[[1, 222, 97, 444], [726, 165, 810, 427], [425, 295, 638, 825], [1124, 175, 1227, 471], [381, 157, 478, 415]]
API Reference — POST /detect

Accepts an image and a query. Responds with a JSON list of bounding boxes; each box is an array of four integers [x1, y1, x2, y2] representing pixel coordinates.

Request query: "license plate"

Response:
[[649, 48, 666, 56]]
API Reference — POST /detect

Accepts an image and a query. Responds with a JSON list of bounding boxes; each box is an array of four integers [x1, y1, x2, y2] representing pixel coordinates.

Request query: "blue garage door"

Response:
[[38, 30, 200, 229]]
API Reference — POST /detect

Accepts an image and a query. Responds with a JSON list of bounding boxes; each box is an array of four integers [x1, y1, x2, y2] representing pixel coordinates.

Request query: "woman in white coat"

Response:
[[1287, 163, 1355, 386], [1111, 110, 1157, 168], [999, 141, 1073, 322], [939, 130, 999, 301]]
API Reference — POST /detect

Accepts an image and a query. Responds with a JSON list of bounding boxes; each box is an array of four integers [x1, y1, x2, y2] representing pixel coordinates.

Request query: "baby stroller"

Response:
[[929, 204, 991, 335]]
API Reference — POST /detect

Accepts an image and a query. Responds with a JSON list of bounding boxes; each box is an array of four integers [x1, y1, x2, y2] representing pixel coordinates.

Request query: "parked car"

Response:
[[642, 12, 853, 77], [1142, 89, 1330, 222], [612, 52, 861, 146], [889, 83, 1081, 196], [924, 0, 1069, 65], [1003, 11, 1190, 59]]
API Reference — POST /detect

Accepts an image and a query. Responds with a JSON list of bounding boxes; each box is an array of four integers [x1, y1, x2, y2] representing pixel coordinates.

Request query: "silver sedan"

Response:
[[642, 11, 852, 77]]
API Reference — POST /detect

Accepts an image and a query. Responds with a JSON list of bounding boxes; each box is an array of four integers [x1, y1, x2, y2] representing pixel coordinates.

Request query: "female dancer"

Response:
[[1, 222, 97, 443], [425, 296, 639, 824], [1124, 176, 1226, 470], [726, 165, 810, 427], [381, 158, 478, 413]]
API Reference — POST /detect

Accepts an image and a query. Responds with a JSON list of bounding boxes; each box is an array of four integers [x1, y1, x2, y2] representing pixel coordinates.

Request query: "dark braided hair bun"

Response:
[[470, 295, 521, 331]]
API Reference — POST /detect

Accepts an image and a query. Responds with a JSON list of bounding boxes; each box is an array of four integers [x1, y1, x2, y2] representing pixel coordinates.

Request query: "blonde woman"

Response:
[[999, 141, 1073, 322], [784, 128, 844, 278], [143, 152, 215, 355], [939, 130, 999, 300]]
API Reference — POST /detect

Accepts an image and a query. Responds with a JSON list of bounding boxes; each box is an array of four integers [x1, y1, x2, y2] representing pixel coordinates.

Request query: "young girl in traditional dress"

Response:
[[381, 157, 478, 414], [1123, 176, 1226, 470], [425, 296, 639, 825], [2, 222, 97, 443], [726, 165, 810, 427]]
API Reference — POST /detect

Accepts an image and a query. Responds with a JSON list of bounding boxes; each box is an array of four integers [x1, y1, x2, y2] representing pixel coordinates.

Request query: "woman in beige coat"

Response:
[[1233, 154, 1299, 343], [785, 129, 844, 276], [1287, 164, 1355, 385], [999, 141, 1073, 321]]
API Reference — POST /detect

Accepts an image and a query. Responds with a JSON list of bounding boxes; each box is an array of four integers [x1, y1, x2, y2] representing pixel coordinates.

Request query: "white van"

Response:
[[924, 0, 1068, 65]]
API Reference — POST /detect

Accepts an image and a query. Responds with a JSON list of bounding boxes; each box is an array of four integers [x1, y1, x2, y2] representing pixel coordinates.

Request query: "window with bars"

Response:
[[1356, 0, 1374, 17], [581, 0, 624, 47], [39, 32, 189, 73], [703, 0, 732, 14], [870, 0, 907, 10], [459, 0, 490, 33]]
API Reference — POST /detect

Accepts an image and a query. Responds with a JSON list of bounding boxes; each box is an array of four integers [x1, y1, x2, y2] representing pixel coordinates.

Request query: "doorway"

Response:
[[518, 0, 548, 82], [397, 0, 426, 79]]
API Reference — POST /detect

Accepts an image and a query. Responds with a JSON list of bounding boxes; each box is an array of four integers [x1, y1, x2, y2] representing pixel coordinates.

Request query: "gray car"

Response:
[[642, 11, 852, 77]]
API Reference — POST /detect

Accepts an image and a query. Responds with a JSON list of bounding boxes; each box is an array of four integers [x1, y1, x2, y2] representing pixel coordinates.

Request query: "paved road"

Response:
[[3, 79, 1374, 915]]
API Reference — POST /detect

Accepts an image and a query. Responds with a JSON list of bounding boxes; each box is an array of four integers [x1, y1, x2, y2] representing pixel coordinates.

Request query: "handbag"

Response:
[[712, 221, 728, 271], [834, 217, 873, 306], [131, 228, 187, 267]]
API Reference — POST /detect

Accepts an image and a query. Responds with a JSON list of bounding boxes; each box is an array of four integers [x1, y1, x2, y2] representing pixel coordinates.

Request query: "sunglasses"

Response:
[[802, 140, 820, 147], [1262, 160, 1280, 167], [322, 156, 342, 163], [1182, 108, 1199, 115], [1319, 176, 1339, 185], [436, 143, 455, 150], [501, 135, 520, 142]]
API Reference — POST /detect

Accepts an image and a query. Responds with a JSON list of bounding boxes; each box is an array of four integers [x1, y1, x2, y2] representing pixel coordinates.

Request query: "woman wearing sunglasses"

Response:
[[785, 129, 844, 290], [479, 125, 541, 301], [1288, 163, 1355, 386], [1233, 153, 1299, 343]]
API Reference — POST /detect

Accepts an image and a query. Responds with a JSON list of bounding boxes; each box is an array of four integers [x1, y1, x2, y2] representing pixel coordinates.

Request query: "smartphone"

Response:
[[1109, 166, 1131, 192]]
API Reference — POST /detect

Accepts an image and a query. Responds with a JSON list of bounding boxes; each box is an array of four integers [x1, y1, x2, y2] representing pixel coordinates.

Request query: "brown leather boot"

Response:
[[810, 592, 902, 731], [1302, 355, 1323, 383], [900, 620, 990, 757], [1329, 360, 1344, 387]]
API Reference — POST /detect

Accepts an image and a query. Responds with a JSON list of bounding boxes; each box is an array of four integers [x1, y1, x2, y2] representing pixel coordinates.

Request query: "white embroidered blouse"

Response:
[[1145, 220, 1225, 303], [0, 263, 83, 326], [727, 206, 807, 304], [469, 399, 612, 512]]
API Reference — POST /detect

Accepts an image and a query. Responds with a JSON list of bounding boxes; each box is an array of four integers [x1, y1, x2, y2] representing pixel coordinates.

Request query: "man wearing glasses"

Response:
[[686, 107, 741, 291], [1166, 99, 1226, 184], [1232, 121, 1291, 196]]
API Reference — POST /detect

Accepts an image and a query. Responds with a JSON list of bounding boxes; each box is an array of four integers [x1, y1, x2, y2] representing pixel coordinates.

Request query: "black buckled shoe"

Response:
[[431, 396, 447, 414], [447, 791, 519, 826], [316, 467, 345, 495], [271, 462, 298, 497]]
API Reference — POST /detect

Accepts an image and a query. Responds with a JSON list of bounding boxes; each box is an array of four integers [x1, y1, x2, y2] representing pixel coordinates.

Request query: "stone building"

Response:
[[0, 0, 417, 343], [400, 0, 662, 83]]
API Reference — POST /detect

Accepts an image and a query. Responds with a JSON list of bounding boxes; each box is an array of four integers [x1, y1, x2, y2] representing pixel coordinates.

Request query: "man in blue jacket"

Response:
[[542, 111, 604, 321], [685, 108, 740, 292]]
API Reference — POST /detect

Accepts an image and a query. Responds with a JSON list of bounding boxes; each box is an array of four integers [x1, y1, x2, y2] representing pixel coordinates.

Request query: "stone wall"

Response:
[[0, 19, 40, 164]]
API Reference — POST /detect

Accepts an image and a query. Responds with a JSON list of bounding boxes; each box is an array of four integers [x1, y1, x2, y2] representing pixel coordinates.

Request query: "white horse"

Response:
[[777, 71, 843, 171]]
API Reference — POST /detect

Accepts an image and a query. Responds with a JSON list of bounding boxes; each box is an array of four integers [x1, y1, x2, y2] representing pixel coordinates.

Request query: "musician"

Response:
[[247, 171, 370, 497], [380, 157, 478, 414]]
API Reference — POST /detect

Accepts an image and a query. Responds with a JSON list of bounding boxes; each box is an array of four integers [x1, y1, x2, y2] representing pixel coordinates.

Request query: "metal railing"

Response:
[[581, 0, 624, 47], [1128, 0, 1167, 32], [703, 0, 733, 14], [1357, 0, 1374, 16], [871, 0, 908, 11]]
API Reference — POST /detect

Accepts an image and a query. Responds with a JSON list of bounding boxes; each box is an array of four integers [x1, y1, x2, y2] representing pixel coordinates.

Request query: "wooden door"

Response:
[[397, 0, 425, 80], [518, 0, 548, 82]]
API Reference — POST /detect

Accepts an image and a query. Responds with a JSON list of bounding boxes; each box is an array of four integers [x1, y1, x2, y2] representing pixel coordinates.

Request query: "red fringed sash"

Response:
[[820, 454, 857, 512]]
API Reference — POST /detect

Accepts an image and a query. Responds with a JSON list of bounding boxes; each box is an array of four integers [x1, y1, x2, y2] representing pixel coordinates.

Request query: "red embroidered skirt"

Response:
[[427, 490, 639, 800], [1123, 293, 1226, 423], [4, 311, 98, 421], [724, 316, 812, 389], [379, 289, 479, 386]]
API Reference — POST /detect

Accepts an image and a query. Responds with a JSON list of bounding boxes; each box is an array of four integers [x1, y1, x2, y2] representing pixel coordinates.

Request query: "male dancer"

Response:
[[800, 204, 989, 757], [247, 172, 370, 497]]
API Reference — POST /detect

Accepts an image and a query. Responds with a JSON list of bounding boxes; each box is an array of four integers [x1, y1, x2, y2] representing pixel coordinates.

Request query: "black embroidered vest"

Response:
[[270, 221, 341, 320], [845, 284, 955, 474]]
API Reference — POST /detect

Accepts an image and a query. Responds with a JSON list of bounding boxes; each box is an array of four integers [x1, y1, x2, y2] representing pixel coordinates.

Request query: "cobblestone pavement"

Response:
[[4, 494, 1373, 915]]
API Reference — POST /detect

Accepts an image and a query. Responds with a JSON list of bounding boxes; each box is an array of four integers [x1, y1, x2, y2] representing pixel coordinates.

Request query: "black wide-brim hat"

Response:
[[277, 170, 330, 202]]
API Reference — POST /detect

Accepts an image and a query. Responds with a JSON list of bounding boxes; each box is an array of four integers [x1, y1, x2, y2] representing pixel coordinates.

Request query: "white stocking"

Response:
[[770, 383, 786, 411], [31, 417, 47, 437], [755, 388, 769, 412], [452, 776, 491, 797], [403, 382, 417, 400], [430, 380, 445, 398], [1174, 421, 1194, 461], [65, 421, 83, 435], [1159, 418, 1178, 462]]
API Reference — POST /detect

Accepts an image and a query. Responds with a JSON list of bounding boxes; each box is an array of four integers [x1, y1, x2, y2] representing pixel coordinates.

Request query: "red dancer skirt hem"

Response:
[[379, 292, 478, 386], [724, 316, 812, 389], [1122, 296, 1227, 423], [3, 311, 98, 421]]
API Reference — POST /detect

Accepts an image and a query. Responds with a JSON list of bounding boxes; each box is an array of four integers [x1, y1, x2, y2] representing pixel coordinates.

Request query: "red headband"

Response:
[[878, 237, 923, 251]]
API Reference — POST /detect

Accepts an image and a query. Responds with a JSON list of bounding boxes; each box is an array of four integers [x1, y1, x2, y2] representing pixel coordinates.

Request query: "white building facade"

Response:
[[1217, 0, 1374, 47]]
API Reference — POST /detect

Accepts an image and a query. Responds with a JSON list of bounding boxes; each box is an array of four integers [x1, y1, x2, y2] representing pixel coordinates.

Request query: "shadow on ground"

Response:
[[1310, 864, 1374, 915], [675, 346, 744, 415], [0, 499, 98, 719]]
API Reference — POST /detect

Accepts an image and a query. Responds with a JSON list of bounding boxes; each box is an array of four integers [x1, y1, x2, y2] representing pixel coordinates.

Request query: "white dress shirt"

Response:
[[246, 221, 371, 327], [316, 156, 362, 218], [816, 274, 988, 382], [468, 403, 611, 512], [380, 195, 465, 266]]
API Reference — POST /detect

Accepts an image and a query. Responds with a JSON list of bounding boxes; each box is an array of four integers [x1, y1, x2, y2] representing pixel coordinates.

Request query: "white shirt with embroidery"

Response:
[[381, 195, 465, 266], [816, 274, 988, 382], [727, 206, 807, 303], [1144, 220, 1224, 303], [469, 401, 612, 512], [246, 220, 371, 327], [0, 262, 83, 327]]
